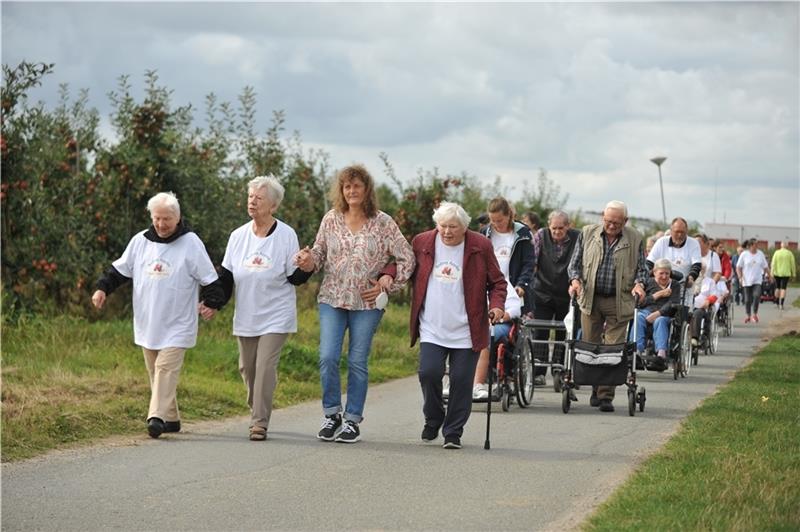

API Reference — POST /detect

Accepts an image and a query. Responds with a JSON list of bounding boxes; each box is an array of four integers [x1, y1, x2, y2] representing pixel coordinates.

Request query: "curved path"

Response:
[[3, 290, 796, 531]]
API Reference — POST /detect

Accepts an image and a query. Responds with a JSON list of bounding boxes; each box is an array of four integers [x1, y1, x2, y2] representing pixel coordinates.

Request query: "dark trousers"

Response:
[[743, 284, 762, 316], [533, 297, 569, 376], [733, 277, 742, 304], [581, 295, 629, 402], [418, 343, 479, 439], [690, 308, 709, 340]]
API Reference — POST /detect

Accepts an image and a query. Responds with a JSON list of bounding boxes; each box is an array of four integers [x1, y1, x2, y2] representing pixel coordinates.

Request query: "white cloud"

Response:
[[2, 1, 797, 228]]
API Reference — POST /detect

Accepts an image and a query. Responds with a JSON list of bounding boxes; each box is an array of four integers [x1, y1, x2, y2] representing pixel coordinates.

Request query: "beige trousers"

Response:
[[581, 295, 629, 401], [237, 333, 288, 430], [142, 347, 186, 422]]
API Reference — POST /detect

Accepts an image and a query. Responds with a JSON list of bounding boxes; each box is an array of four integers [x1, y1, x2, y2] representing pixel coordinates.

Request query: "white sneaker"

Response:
[[472, 384, 488, 400], [534, 375, 547, 386]]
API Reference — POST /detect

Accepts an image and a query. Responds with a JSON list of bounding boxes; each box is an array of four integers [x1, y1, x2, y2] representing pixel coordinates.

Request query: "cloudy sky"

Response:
[[3, 1, 799, 229]]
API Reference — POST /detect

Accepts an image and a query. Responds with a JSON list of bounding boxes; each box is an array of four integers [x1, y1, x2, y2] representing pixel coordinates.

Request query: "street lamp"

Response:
[[650, 156, 667, 227]]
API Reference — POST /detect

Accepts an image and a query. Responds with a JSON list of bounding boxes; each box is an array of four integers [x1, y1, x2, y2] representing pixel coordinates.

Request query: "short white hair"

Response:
[[604, 200, 628, 218], [248, 175, 285, 209], [432, 201, 470, 228], [653, 258, 672, 271], [147, 192, 180, 218], [548, 209, 570, 225]]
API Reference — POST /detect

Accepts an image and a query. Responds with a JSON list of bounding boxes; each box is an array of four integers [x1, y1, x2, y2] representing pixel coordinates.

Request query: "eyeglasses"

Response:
[[603, 219, 624, 227]]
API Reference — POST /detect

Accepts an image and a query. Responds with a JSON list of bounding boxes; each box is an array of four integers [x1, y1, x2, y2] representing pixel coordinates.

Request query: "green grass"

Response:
[[583, 334, 800, 531], [1, 303, 418, 461]]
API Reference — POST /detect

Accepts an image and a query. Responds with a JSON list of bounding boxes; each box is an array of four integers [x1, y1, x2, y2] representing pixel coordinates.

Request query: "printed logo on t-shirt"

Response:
[[244, 252, 273, 271], [495, 245, 511, 260], [146, 259, 171, 279], [433, 261, 462, 283]]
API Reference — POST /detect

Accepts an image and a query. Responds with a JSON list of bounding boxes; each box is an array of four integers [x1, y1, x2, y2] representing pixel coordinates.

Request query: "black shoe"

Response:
[[599, 399, 615, 412], [421, 424, 440, 442], [147, 417, 165, 439], [590, 390, 600, 407], [442, 435, 461, 449], [334, 420, 361, 443], [163, 421, 181, 433], [317, 414, 342, 441]]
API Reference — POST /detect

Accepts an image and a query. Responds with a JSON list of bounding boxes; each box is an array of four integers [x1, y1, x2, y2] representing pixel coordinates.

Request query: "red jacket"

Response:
[[409, 229, 507, 352], [719, 251, 732, 280]]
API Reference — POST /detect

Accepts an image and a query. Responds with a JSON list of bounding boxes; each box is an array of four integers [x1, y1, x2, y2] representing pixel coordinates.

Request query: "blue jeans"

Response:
[[318, 303, 383, 424], [491, 322, 512, 345], [636, 309, 671, 352]]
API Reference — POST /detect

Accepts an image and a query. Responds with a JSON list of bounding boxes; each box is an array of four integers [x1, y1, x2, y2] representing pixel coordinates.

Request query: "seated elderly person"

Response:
[[635, 258, 682, 359], [473, 280, 522, 399], [691, 276, 720, 346]]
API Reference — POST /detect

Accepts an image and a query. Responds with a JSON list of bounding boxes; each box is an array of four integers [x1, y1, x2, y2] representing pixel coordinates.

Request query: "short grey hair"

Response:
[[248, 175, 285, 209], [548, 209, 570, 225], [432, 201, 470, 228], [604, 200, 628, 218], [147, 191, 180, 218], [653, 258, 672, 272]]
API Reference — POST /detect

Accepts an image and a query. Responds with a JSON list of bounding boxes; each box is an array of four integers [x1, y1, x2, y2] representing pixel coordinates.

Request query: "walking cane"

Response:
[[485, 312, 497, 450]]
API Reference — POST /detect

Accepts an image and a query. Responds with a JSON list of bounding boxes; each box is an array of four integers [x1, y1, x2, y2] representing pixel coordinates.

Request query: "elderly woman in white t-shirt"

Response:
[[92, 192, 222, 439], [199, 176, 311, 441], [410, 202, 507, 450]]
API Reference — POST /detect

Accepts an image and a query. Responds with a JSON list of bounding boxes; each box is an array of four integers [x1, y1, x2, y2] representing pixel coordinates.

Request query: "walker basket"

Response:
[[571, 340, 631, 386]]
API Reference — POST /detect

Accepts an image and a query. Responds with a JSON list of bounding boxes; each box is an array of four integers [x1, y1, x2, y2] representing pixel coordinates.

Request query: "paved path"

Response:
[[3, 291, 797, 531]]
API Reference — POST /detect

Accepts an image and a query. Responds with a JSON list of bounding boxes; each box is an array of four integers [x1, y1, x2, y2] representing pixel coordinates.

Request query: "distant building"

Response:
[[703, 222, 799, 250]]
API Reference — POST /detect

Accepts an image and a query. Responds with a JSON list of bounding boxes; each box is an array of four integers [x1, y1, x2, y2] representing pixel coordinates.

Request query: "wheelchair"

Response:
[[487, 319, 535, 411], [716, 294, 733, 337], [636, 274, 692, 380], [689, 304, 719, 365], [443, 318, 534, 412]]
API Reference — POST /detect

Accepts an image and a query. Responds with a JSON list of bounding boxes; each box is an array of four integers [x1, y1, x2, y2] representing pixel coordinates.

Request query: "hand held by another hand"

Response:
[[91, 290, 106, 309]]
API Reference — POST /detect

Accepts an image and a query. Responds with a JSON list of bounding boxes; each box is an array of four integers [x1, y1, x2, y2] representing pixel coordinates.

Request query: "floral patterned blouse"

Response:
[[310, 209, 415, 310]]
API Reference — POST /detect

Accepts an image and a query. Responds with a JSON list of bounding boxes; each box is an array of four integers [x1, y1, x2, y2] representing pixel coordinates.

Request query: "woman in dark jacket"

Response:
[[479, 197, 535, 313], [410, 201, 506, 450]]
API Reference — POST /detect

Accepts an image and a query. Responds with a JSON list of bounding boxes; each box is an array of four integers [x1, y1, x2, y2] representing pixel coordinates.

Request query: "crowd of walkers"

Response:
[[91, 164, 796, 449]]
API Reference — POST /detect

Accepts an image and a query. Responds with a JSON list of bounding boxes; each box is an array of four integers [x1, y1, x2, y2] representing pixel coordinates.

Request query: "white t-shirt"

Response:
[[222, 220, 301, 337], [647, 235, 702, 306], [490, 230, 515, 281], [738, 250, 768, 287], [419, 234, 472, 349], [693, 277, 720, 311], [700, 250, 722, 281], [504, 280, 522, 319], [113, 231, 219, 350]]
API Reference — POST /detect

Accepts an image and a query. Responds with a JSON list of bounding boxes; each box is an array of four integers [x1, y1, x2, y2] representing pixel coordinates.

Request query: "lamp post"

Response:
[[650, 156, 667, 227]]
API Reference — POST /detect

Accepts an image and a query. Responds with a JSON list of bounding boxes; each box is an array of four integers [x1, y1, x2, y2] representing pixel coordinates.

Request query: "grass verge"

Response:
[[583, 333, 800, 531], [1, 303, 418, 462]]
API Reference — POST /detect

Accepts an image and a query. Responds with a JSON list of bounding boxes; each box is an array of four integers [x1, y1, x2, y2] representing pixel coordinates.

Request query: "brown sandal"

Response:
[[249, 426, 267, 441]]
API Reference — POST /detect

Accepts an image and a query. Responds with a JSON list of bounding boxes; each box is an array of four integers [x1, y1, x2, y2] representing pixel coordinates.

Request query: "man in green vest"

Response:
[[568, 200, 648, 412]]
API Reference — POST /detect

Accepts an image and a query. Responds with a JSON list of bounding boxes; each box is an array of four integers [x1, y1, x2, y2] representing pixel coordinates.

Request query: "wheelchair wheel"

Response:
[[501, 387, 511, 412], [442, 363, 450, 404], [627, 387, 636, 417], [553, 369, 562, 393], [637, 387, 646, 412], [725, 304, 733, 336], [709, 315, 720, 354], [679, 321, 692, 378], [561, 388, 571, 413], [515, 339, 534, 407]]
